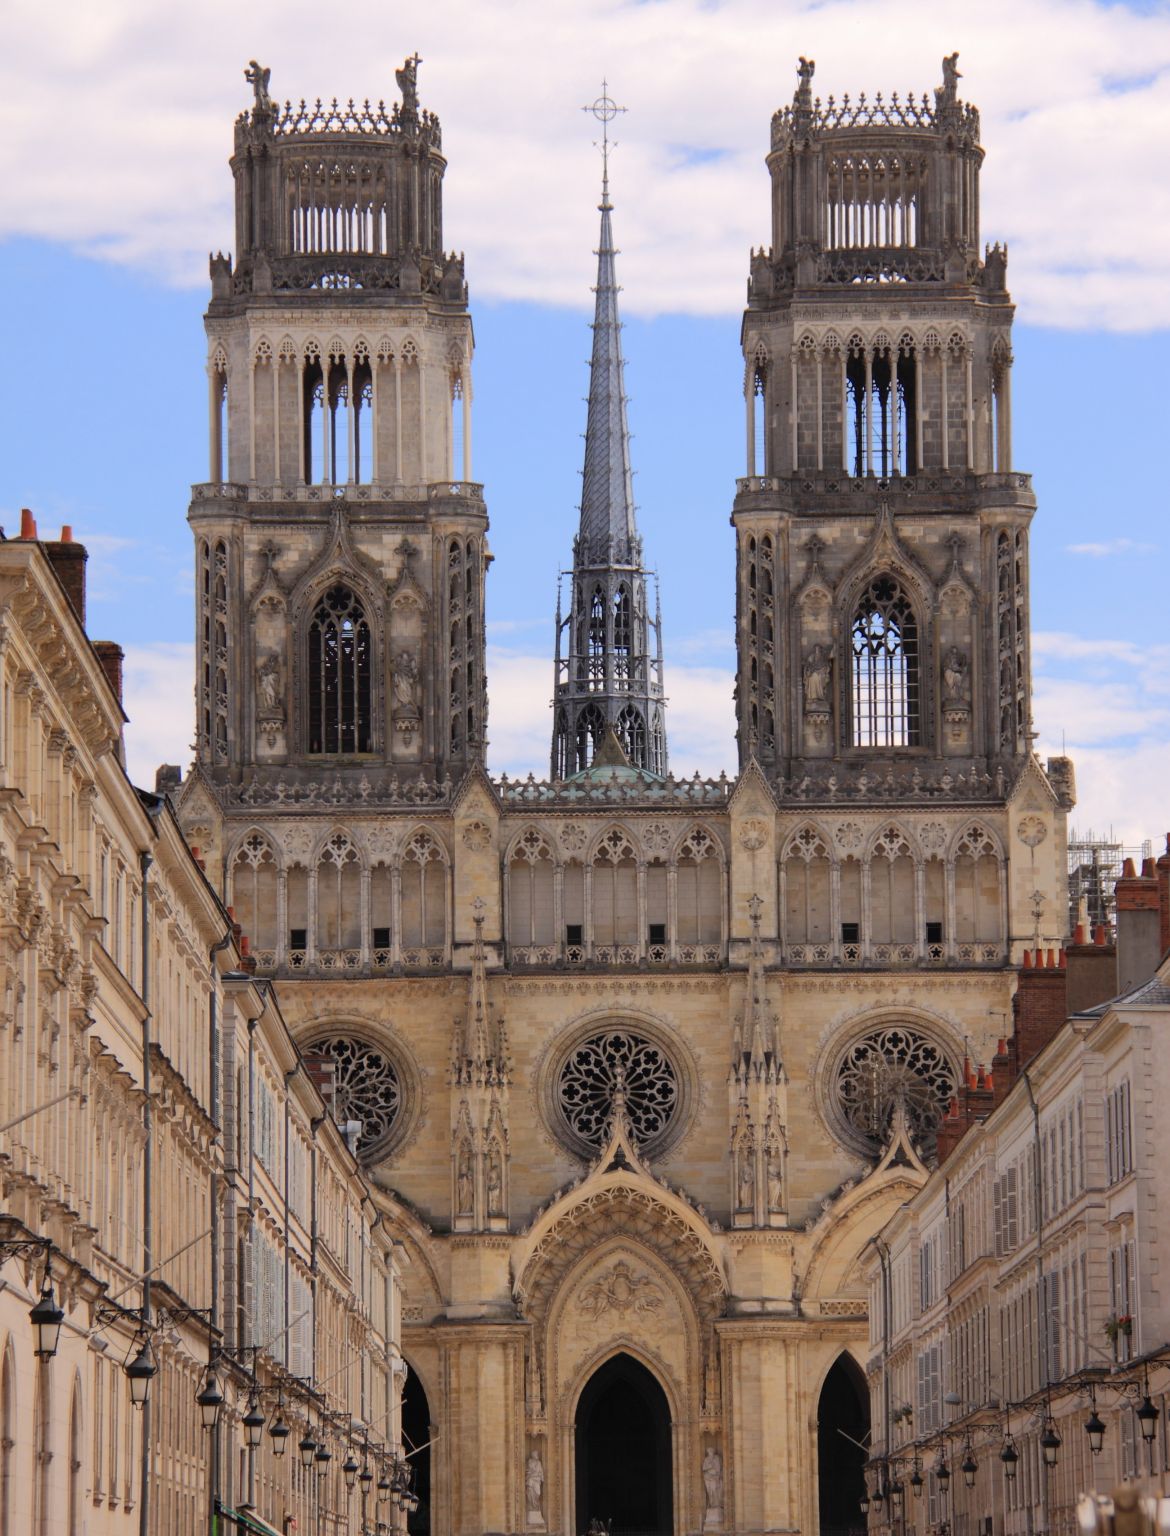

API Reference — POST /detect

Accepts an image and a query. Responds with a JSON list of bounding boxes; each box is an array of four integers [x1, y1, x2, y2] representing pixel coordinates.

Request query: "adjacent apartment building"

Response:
[[0, 517, 406, 1536], [862, 852, 1170, 1536]]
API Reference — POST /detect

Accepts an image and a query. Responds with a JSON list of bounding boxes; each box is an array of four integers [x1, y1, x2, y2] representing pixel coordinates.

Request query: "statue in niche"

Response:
[[456, 1143, 474, 1215], [703, 1447, 724, 1513], [245, 60, 272, 112], [525, 1450, 544, 1520], [737, 1149, 754, 1210], [803, 645, 831, 709], [943, 646, 969, 702], [396, 53, 422, 116], [257, 654, 282, 715], [767, 1148, 783, 1211], [487, 1145, 503, 1216], [394, 650, 420, 715]]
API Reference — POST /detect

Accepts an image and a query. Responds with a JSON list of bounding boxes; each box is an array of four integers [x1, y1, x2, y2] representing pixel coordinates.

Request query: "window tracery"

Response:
[[556, 1028, 680, 1155], [230, 832, 278, 954], [996, 530, 1027, 753], [307, 584, 372, 754], [447, 538, 481, 758], [831, 1025, 957, 1157], [307, 1034, 402, 1160], [850, 574, 919, 747], [197, 539, 230, 764]]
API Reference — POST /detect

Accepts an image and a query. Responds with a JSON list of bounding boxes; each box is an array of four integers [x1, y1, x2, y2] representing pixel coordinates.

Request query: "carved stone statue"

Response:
[[737, 1150, 754, 1210], [943, 646, 969, 702], [257, 654, 282, 715], [456, 1144, 473, 1215], [803, 644, 831, 709], [795, 57, 815, 109], [245, 60, 272, 112], [938, 52, 961, 109], [767, 1149, 783, 1211], [396, 53, 422, 116], [703, 1447, 724, 1513], [487, 1145, 503, 1216], [394, 650, 420, 714], [525, 1450, 544, 1519]]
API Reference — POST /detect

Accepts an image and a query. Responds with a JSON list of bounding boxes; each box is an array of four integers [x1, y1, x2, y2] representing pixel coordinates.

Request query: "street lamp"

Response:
[[125, 1336, 157, 1409], [910, 1460, 923, 1500], [343, 1449, 361, 1489], [269, 1409, 290, 1458], [29, 1266, 65, 1361], [242, 1396, 266, 1450], [1040, 1420, 1062, 1469], [1138, 1396, 1159, 1446], [935, 1457, 951, 1496], [999, 1437, 1018, 1481], [859, 1489, 871, 1517], [890, 1482, 904, 1518], [1085, 1408, 1106, 1456], [196, 1367, 224, 1430], [315, 1440, 333, 1478], [961, 1450, 977, 1490], [360, 1458, 375, 1495], [299, 1430, 317, 1469]]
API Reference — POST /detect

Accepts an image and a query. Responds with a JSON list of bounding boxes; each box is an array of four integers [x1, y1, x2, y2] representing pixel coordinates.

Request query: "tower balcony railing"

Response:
[[783, 938, 1004, 968], [508, 939, 724, 970], [734, 468, 1033, 509], [493, 771, 733, 806], [250, 943, 448, 977], [191, 480, 485, 507]]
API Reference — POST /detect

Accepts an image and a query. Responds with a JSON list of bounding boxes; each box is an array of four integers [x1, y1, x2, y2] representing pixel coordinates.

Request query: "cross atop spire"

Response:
[[582, 82, 627, 208]]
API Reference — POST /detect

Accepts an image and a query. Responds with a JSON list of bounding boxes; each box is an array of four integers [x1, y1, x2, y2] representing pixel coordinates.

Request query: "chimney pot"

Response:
[[19, 508, 36, 540], [60, 524, 73, 543]]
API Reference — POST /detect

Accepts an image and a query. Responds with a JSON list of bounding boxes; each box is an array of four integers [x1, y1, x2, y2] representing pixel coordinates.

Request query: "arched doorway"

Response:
[[817, 1354, 869, 1536], [402, 1364, 431, 1536], [575, 1354, 672, 1536]]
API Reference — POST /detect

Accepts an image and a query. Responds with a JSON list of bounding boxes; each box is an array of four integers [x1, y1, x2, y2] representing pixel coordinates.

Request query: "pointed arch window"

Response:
[[616, 705, 646, 766], [850, 575, 919, 747], [576, 702, 605, 768], [588, 585, 606, 689], [307, 584, 372, 754]]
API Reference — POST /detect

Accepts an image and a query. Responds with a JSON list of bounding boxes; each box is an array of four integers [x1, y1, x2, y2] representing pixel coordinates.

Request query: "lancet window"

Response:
[[743, 534, 776, 759], [613, 584, 632, 685], [592, 829, 638, 954], [850, 575, 920, 747], [197, 539, 229, 765], [587, 585, 606, 689], [447, 538, 481, 758], [845, 338, 917, 477], [676, 828, 722, 949], [575, 703, 605, 769], [996, 530, 1028, 753], [615, 706, 645, 763], [229, 833, 278, 955], [400, 831, 447, 953], [316, 832, 361, 953], [307, 584, 372, 754], [506, 830, 555, 950]]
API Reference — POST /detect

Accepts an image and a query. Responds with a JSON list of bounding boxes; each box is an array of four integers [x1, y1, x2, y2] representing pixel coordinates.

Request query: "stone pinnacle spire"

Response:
[[578, 172, 638, 565], [550, 89, 668, 781]]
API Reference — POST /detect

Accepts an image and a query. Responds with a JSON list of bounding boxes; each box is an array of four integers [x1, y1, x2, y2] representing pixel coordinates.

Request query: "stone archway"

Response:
[[403, 1363, 432, 1536], [575, 1353, 673, 1536]]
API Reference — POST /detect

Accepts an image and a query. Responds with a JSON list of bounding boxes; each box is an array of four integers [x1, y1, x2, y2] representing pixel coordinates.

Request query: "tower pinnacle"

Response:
[[551, 93, 668, 780]]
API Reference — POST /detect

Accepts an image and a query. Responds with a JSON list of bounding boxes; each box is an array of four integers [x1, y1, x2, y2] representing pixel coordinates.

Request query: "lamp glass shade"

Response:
[[1041, 1424, 1062, 1467], [859, 1494, 870, 1516], [1085, 1411, 1106, 1455], [196, 1369, 224, 1430], [910, 1468, 923, 1499], [315, 1443, 333, 1477], [269, 1415, 290, 1456], [125, 1339, 157, 1408], [890, 1484, 904, 1515], [936, 1462, 951, 1494], [1138, 1397, 1159, 1444], [299, 1433, 317, 1468], [243, 1398, 265, 1450], [343, 1452, 360, 1488], [961, 1453, 977, 1489], [29, 1278, 65, 1361], [1000, 1441, 1018, 1479], [360, 1461, 375, 1490]]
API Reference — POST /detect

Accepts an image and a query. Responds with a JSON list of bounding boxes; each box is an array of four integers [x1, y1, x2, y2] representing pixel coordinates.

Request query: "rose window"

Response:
[[832, 1026, 957, 1157], [309, 1035, 401, 1159], [556, 1029, 679, 1155]]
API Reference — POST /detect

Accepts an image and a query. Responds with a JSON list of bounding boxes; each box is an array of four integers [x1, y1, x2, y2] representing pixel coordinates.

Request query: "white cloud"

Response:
[[1065, 538, 1157, 557], [121, 642, 194, 789], [2, 0, 1170, 327]]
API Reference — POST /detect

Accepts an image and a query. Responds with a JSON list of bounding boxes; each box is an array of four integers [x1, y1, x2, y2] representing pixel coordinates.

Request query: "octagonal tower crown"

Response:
[[762, 53, 985, 292], [223, 54, 464, 305]]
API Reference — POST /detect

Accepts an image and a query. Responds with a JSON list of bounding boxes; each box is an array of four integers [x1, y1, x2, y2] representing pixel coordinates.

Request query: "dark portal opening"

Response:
[[817, 1353, 869, 1536], [402, 1363, 432, 1536], [575, 1353, 673, 1536]]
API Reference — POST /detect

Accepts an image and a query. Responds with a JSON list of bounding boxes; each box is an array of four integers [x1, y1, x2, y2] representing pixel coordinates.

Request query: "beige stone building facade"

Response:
[[0, 523, 405, 1536], [170, 53, 1076, 1536], [860, 857, 1170, 1536]]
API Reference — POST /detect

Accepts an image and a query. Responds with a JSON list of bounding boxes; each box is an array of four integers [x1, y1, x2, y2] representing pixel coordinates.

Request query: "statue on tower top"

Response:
[[937, 51, 961, 111], [244, 60, 272, 113], [396, 53, 422, 116], [795, 56, 815, 109]]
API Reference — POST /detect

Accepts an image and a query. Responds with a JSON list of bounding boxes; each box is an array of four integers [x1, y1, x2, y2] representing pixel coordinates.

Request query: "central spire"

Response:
[[550, 89, 669, 781], [579, 133, 638, 565]]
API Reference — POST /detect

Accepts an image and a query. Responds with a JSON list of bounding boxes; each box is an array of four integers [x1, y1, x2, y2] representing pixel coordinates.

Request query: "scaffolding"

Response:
[[1067, 829, 1152, 935]]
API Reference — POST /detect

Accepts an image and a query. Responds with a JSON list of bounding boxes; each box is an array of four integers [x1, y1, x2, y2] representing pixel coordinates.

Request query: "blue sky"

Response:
[[1, 0, 1167, 840]]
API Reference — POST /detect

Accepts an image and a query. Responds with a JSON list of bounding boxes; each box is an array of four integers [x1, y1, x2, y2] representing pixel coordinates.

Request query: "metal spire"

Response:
[[579, 84, 637, 565]]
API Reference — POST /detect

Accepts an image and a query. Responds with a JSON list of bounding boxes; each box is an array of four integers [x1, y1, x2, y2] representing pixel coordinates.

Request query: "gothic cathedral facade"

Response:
[[177, 55, 1074, 1536]]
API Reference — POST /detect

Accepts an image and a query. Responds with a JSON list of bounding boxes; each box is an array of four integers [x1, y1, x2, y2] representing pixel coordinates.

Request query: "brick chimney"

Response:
[[1065, 921, 1118, 1014], [1116, 856, 1162, 995], [42, 525, 88, 626], [1013, 945, 1068, 1070], [1157, 836, 1170, 959], [92, 640, 124, 705]]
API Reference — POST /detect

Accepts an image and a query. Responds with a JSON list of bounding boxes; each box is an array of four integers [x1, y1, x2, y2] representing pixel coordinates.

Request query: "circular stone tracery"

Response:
[[308, 1035, 401, 1160], [556, 1029, 680, 1156], [832, 1025, 958, 1157]]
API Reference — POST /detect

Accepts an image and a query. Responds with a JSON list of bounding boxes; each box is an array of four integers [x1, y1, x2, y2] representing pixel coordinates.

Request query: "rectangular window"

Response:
[[1106, 1080, 1133, 1184], [566, 923, 583, 946], [841, 921, 860, 944]]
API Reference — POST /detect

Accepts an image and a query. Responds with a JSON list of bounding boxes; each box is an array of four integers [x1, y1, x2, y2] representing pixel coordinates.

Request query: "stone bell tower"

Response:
[[189, 56, 487, 795], [735, 54, 1035, 782]]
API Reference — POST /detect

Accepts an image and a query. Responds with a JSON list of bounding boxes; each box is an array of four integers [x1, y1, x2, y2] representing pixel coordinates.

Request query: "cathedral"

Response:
[[175, 52, 1074, 1536]]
